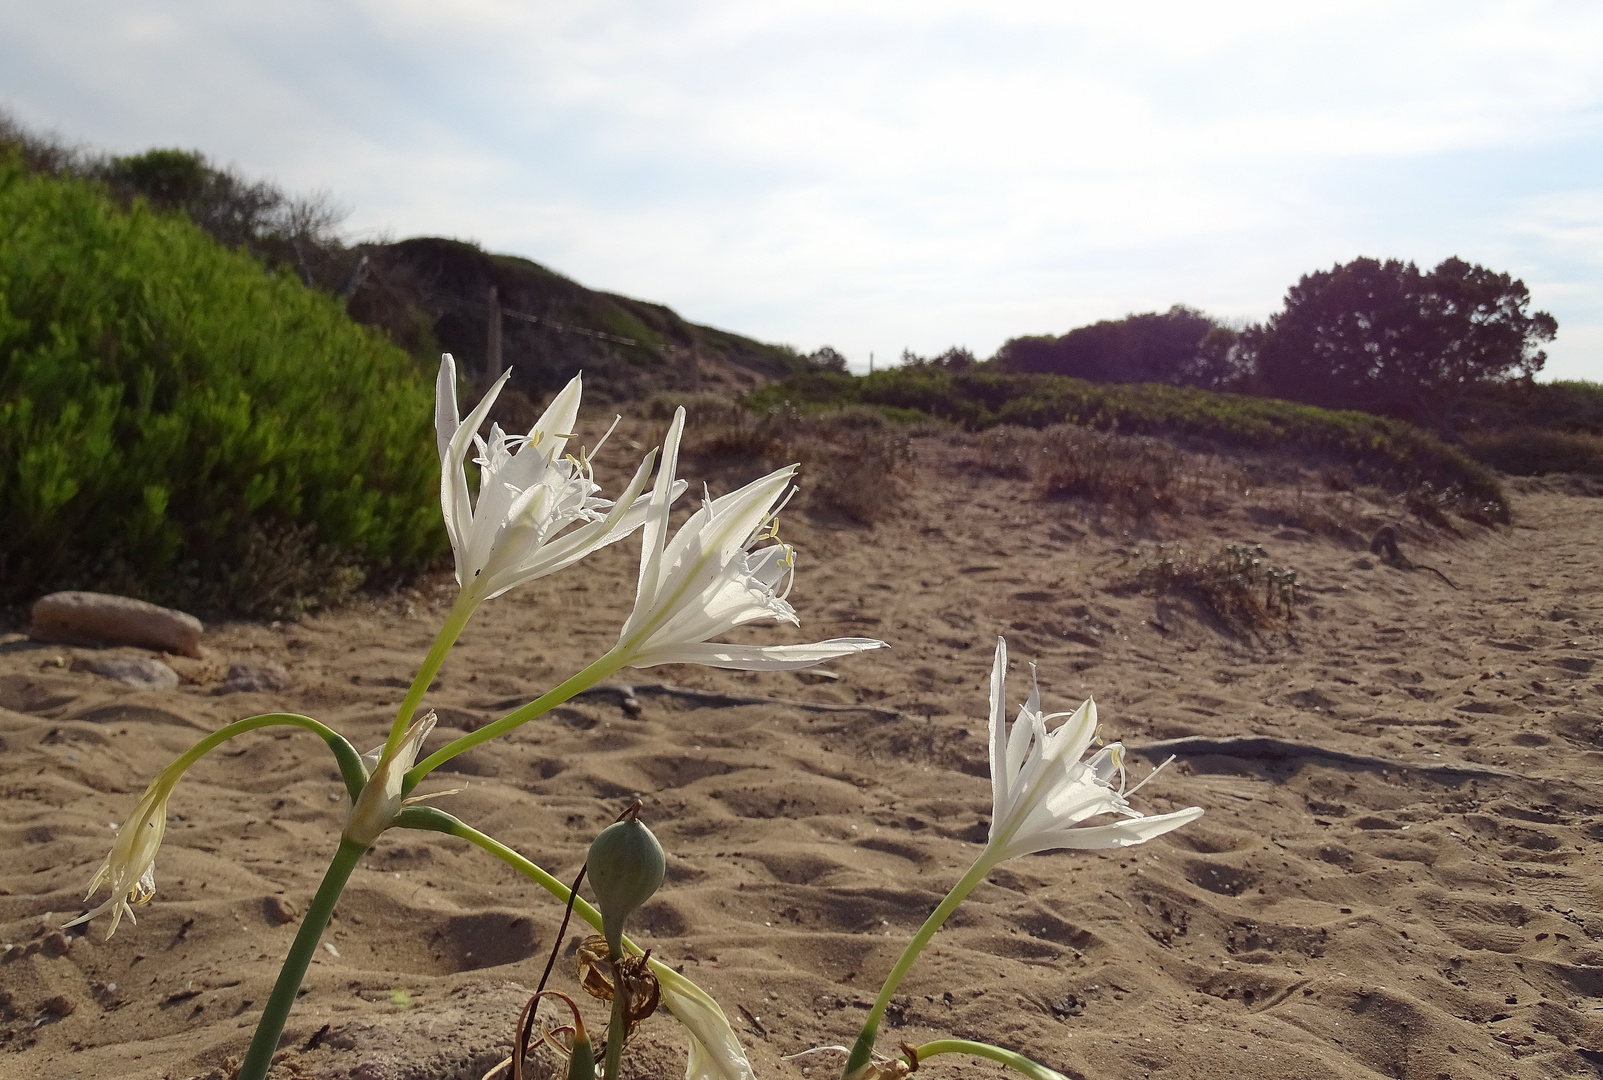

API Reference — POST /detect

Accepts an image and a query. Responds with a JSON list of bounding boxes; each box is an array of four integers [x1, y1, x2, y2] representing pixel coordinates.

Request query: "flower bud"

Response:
[[587, 808, 665, 958], [566, 1019, 596, 1080]]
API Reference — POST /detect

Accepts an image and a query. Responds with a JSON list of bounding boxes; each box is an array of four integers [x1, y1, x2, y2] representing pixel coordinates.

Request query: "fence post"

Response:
[[486, 284, 503, 381]]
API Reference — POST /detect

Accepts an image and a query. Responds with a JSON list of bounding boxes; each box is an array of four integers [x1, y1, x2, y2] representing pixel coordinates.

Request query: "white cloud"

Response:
[[2, 0, 1601, 373]]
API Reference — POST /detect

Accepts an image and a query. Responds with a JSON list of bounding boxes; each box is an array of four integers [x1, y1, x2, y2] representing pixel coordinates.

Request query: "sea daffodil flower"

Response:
[[982, 636, 1202, 866], [436, 356, 666, 606], [653, 960, 756, 1080], [614, 406, 884, 670], [845, 639, 1202, 1077], [64, 771, 174, 938]]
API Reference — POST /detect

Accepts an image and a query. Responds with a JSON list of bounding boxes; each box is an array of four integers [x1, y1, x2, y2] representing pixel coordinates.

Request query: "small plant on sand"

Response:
[[66, 357, 1200, 1080], [1121, 541, 1300, 633]]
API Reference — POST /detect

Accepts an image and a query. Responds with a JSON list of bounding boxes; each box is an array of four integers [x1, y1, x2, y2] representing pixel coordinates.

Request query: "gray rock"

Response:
[[71, 655, 180, 692], [219, 661, 292, 694], [31, 592, 203, 657]]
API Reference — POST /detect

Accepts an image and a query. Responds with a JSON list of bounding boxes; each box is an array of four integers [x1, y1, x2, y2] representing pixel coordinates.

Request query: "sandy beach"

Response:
[[3, 424, 1601, 1080]]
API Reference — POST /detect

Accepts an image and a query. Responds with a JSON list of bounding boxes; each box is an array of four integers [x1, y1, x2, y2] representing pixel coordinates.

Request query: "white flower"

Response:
[[652, 960, 756, 1080], [615, 407, 885, 670], [436, 356, 663, 604], [64, 773, 174, 938], [343, 713, 437, 847], [984, 637, 1201, 865]]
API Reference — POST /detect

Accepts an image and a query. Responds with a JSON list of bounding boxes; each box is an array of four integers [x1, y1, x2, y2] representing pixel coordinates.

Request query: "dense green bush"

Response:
[[748, 367, 1508, 521], [0, 157, 444, 613], [1464, 427, 1603, 478]]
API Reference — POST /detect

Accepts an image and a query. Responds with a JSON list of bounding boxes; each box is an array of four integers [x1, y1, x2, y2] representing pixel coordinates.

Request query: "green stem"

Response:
[[404, 647, 629, 787], [238, 838, 367, 1080], [173, 713, 367, 802], [602, 962, 629, 1080], [384, 593, 477, 758], [843, 853, 995, 1076], [395, 806, 608, 933], [911, 1039, 1068, 1080]]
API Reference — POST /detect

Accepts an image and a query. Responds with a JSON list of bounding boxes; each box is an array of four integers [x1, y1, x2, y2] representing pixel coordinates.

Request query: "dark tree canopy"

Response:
[[1253, 256, 1556, 431], [993, 305, 1242, 389]]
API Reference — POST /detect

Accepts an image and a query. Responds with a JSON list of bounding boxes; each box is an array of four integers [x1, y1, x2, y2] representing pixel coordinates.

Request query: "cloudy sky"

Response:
[[4, 1, 1601, 377]]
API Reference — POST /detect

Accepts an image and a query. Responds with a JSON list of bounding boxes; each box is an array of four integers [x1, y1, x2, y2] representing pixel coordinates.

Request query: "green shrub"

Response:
[[0, 157, 444, 612], [1464, 426, 1603, 477], [748, 367, 1508, 522]]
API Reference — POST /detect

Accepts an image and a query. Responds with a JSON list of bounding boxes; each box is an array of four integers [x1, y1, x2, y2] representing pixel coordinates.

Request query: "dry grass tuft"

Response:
[[975, 423, 1224, 516], [1119, 542, 1299, 636], [656, 398, 916, 526]]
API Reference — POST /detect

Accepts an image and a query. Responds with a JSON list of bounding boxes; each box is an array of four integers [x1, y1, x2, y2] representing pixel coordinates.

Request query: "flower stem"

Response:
[[404, 648, 628, 787], [602, 963, 629, 1080], [843, 853, 995, 1077], [910, 1039, 1068, 1080], [175, 713, 367, 801], [395, 806, 607, 932], [384, 594, 476, 758], [237, 838, 367, 1080]]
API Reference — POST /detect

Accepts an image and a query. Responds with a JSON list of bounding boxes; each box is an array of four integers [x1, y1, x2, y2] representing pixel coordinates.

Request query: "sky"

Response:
[[3, 1, 1601, 378]]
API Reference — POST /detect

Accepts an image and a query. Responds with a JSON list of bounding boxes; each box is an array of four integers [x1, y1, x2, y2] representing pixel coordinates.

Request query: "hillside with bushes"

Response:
[[0, 156, 444, 614]]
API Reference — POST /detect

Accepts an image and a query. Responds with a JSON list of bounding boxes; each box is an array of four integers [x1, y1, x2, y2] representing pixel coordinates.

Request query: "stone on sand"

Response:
[[30, 592, 204, 658], [219, 661, 292, 694], [71, 654, 181, 692]]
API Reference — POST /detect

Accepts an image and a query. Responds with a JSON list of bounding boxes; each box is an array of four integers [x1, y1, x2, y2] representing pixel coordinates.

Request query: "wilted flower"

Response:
[[652, 960, 756, 1080], [983, 637, 1201, 866], [435, 356, 664, 606], [344, 712, 438, 847], [65, 771, 175, 938], [615, 407, 884, 670]]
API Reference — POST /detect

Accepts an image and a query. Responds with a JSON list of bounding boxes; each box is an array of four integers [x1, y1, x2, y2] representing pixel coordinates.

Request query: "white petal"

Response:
[[987, 637, 1011, 829], [1001, 805, 1205, 859], [527, 373, 584, 462], [631, 408, 685, 622], [629, 638, 886, 671], [653, 962, 756, 1080]]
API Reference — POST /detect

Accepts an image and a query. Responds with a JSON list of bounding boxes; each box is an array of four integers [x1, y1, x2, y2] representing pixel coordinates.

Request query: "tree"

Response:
[[1253, 257, 1556, 434], [992, 305, 1235, 388]]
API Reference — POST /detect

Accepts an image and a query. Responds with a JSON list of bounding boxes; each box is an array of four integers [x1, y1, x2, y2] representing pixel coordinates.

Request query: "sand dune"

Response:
[[3, 431, 1601, 1080]]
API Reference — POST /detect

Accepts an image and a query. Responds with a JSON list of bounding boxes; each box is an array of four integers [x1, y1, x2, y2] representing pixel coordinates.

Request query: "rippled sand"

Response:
[[4, 429, 1600, 1080]]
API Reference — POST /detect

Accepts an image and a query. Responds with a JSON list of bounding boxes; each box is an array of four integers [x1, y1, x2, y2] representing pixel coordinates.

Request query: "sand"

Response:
[[3, 428, 1602, 1080]]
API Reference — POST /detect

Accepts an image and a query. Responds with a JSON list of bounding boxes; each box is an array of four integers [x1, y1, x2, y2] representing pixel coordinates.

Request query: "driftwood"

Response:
[[1369, 526, 1460, 590], [1127, 735, 1519, 781]]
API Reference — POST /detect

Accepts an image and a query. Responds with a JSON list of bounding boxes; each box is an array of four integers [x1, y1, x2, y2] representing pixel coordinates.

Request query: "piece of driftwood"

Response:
[[1369, 525, 1460, 590], [575, 681, 900, 719], [1127, 735, 1519, 780]]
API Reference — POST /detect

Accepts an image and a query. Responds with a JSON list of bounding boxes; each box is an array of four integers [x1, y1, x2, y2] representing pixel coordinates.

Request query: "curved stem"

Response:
[[238, 839, 366, 1080], [175, 713, 367, 802], [404, 648, 628, 787], [911, 1039, 1069, 1080], [395, 806, 607, 933], [384, 593, 477, 758], [843, 854, 995, 1076]]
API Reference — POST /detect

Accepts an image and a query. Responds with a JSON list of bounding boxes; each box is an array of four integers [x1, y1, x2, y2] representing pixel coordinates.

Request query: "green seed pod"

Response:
[[587, 812, 666, 958]]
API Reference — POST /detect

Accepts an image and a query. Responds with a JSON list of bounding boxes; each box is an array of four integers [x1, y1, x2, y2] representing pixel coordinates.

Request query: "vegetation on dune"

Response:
[[747, 367, 1509, 521], [0, 156, 444, 614]]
